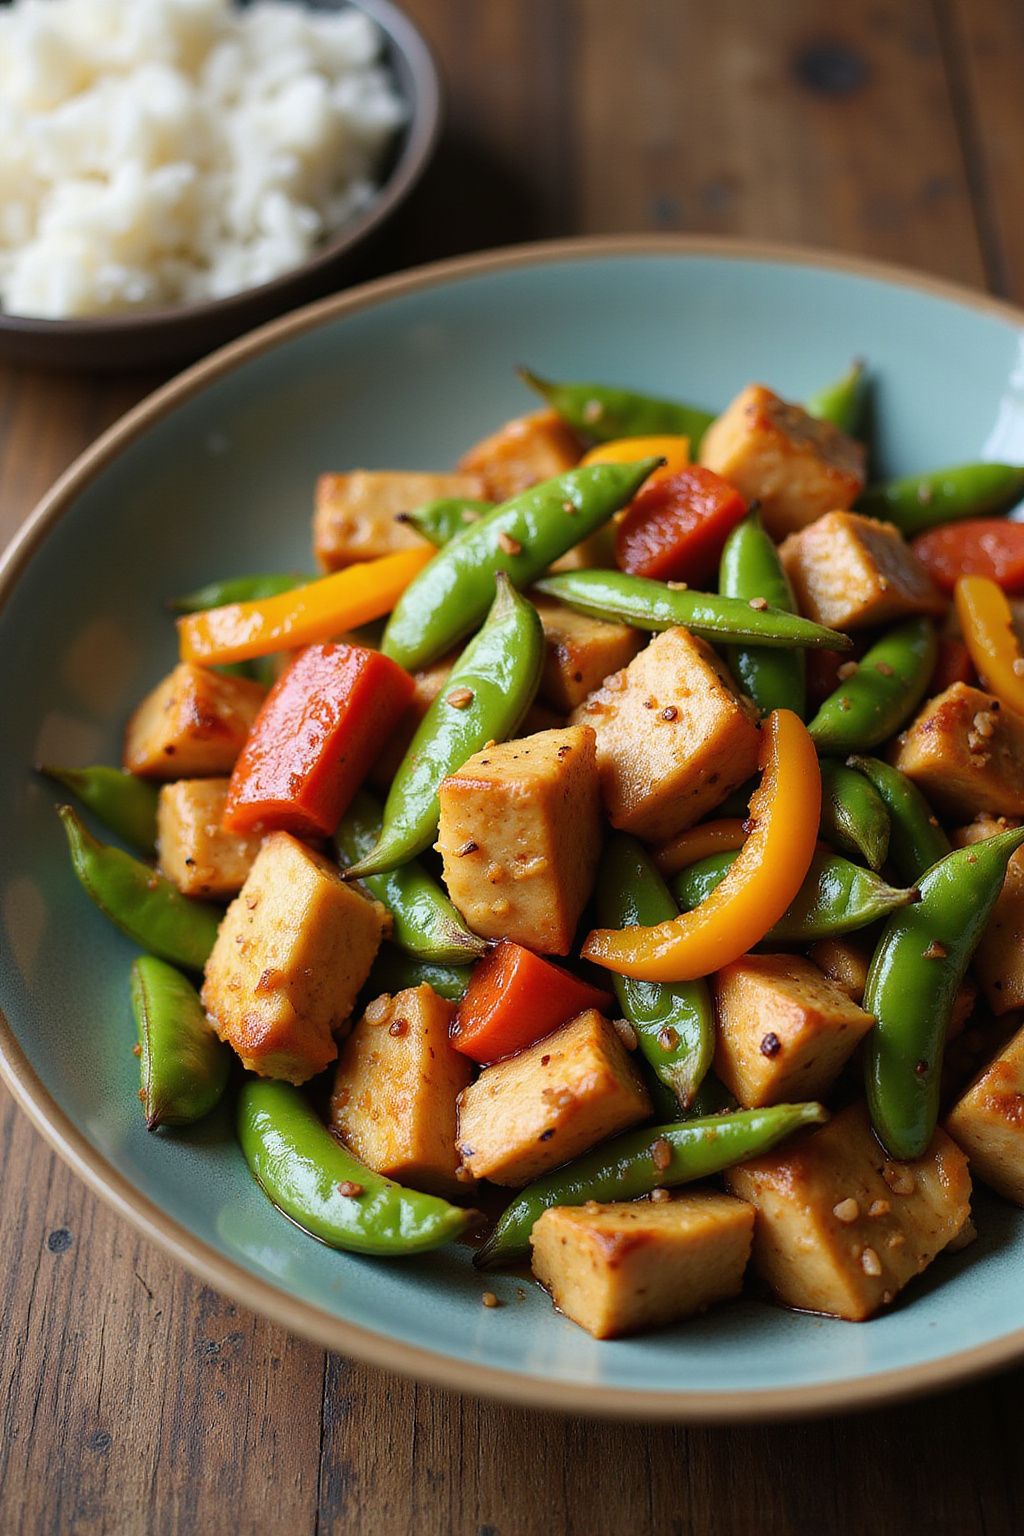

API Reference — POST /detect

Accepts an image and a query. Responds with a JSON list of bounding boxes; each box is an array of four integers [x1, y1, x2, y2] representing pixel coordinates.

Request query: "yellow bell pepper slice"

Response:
[[178, 547, 433, 666], [955, 573, 1024, 716], [653, 817, 747, 877], [581, 435, 689, 480], [582, 709, 821, 982]]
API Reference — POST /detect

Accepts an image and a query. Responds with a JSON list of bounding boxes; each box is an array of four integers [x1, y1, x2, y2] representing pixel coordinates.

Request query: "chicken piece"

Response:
[[533, 595, 643, 712], [156, 778, 261, 899], [201, 832, 384, 1084], [124, 663, 265, 779], [571, 626, 760, 842], [457, 409, 581, 501], [894, 683, 1024, 819], [952, 817, 1024, 1013], [946, 1021, 1024, 1205], [330, 985, 473, 1198], [456, 1009, 651, 1186], [530, 1193, 754, 1339], [726, 1103, 971, 1320], [698, 384, 865, 539], [313, 470, 483, 571], [780, 511, 945, 631], [437, 726, 601, 955]]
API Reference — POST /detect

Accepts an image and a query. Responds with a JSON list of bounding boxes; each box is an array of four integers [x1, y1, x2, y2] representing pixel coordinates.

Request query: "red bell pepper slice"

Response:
[[912, 519, 1024, 595], [614, 466, 747, 585], [223, 643, 414, 839], [451, 941, 611, 1064]]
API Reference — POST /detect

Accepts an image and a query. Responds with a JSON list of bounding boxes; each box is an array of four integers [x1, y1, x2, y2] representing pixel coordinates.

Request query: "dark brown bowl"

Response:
[[0, 0, 440, 371]]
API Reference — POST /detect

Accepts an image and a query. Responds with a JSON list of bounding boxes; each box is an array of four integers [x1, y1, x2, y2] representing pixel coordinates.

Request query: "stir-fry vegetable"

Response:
[[131, 956, 231, 1130]]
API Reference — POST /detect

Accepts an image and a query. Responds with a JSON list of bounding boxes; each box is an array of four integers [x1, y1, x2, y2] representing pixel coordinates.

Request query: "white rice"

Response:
[[0, 0, 407, 317]]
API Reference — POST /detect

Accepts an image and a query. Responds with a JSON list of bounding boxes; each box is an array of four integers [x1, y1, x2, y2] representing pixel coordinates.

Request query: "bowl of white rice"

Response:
[[0, 0, 439, 367]]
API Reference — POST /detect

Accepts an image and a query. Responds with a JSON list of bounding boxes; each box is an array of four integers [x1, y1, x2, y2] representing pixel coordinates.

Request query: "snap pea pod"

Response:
[[818, 759, 890, 872], [858, 462, 1024, 536], [348, 577, 543, 877], [239, 1080, 473, 1255], [846, 755, 950, 883], [335, 790, 486, 964], [58, 806, 220, 970], [808, 618, 937, 754], [170, 571, 306, 613], [382, 460, 657, 671], [719, 511, 806, 716], [363, 945, 473, 1004], [596, 835, 714, 1108], [396, 498, 493, 547], [130, 956, 230, 1130], [475, 1101, 827, 1268], [672, 849, 915, 940], [518, 367, 716, 448], [865, 824, 1024, 1160], [805, 359, 868, 435], [38, 764, 159, 855], [534, 570, 852, 651]]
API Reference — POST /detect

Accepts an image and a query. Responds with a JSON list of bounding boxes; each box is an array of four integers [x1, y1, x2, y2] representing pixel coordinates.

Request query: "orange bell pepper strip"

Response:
[[653, 818, 747, 878], [582, 709, 821, 982], [955, 573, 1024, 715], [581, 435, 690, 481], [178, 547, 432, 667]]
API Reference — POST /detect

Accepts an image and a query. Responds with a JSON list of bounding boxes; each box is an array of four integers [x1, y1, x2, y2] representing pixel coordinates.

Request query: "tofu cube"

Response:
[[713, 954, 875, 1107], [369, 651, 456, 788], [726, 1103, 972, 1320], [313, 470, 483, 571], [530, 1193, 754, 1339], [807, 938, 871, 1003], [952, 817, 1024, 1013], [157, 778, 262, 899], [330, 985, 473, 1198], [457, 409, 581, 501], [894, 683, 1024, 819], [201, 831, 384, 1084], [947, 1021, 1024, 1205], [698, 384, 866, 539], [437, 726, 602, 955], [780, 511, 945, 631], [533, 595, 643, 712], [456, 1009, 651, 1186], [124, 663, 265, 779], [570, 626, 760, 842]]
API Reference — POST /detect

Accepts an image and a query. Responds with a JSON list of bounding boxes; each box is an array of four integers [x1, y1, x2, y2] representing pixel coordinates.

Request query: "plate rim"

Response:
[[3, 232, 1023, 1422]]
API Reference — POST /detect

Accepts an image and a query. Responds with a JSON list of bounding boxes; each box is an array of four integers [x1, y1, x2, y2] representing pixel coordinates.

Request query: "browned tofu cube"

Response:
[[157, 778, 261, 899], [571, 627, 760, 842], [780, 511, 945, 631], [947, 1022, 1024, 1205], [726, 1103, 972, 1321], [437, 726, 601, 955], [124, 663, 265, 779], [456, 1009, 651, 1186], [894, 683, 1024, 819], [457, 409, 581, 501], [313, 470, 483, 571], [202, 831, 384, 1084], [330, 985, 473, 1198], [530, 1193, 754, 1339], [698, 384, 866, 539], [807, 938, 871, 1002], [533, 595, 643, 712], [952, 817, 1024, 1013], [369, 652, 456, 788], [712, 954, 875, 1107]]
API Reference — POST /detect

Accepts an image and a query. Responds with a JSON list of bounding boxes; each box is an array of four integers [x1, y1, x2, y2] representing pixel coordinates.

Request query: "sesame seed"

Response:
[[875, 661, 894, 677], [666, 580, 689, 591], [461, 507, 481, 523], [562, 499, 576, 514], [833, 1198, 860, 1224], [868, 1199, 890, 1218], [497, 531, 523, 556], [650, 1137, 672, 1172], [861, 1247, 882, 1276], [481, 1291, 501, 1308], [660, 706, 679, 721], [923, 940, 947, 960], [657, 1026, 679, 1052], [1014, 658, 1024, 677], [650, 1188, 671, 1204], [388, 1018, 408, 1037], [457, 840, 478, 856], [838, 696, 852, 712], [748, 596, 768, 612], [337, 1181, 364, 1198], [446, 686, 475, 709], [837, 660, 859, 680], [583, 399, 604, 423]]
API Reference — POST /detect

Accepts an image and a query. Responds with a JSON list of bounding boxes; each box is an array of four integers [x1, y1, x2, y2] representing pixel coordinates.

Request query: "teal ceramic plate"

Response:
[[2, 238, 1023, 1420]]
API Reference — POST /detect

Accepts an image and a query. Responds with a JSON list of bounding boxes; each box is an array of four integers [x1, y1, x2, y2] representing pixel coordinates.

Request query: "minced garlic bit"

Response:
[[860, 1247, 882, 1277], [868, 1199, 891, 1218], [337, 1181, 364, 1198], [832, 1198, 860, 1224], [972, 709, 996, 738], [650, 1187, 672, 1204], [611, 1017, 638, 1051]]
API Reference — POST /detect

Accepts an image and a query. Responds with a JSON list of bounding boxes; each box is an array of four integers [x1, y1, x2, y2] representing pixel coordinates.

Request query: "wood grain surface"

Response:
[[3, 3, 1024, 1531]]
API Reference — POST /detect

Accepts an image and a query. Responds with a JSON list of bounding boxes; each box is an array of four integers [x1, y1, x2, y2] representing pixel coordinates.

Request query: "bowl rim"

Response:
[[0, 0, 441, 340], [2, 232, 1023, 1422]]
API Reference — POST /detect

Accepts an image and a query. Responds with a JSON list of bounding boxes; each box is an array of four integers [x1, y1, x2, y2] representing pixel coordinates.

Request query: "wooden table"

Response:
[[3, 3, 1024, 1530]]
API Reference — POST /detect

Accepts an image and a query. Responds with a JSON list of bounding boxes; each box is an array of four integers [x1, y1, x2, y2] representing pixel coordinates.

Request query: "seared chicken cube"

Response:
[[533, 595, 643, 712], [124, 663, 264, 779], [894, 683, 1024, 819], [157, 777, 261, 899], [946, 1021, 1024, 1205], [313, 470, 483, 571], [457, 409, 581, 501], [780, 511, 945, 631]]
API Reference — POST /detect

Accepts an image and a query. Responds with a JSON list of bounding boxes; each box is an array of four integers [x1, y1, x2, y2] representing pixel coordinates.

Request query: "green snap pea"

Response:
[[858, 462, 1024, 536], [673, 849, 915, 941], [518, 367, 716, 448], [865, 825, 1024, 1160], [396, 498, 493, 547], [805, 359, 868, 435], [596, 835, 714, 1108], [239, 1080, 473, 1255], [845, 755, 950, 883], [348, 576, 543, 877], [335, 790, 485, 964], [818, 759, 890, 872], [382, 460, 656, 671], [808, 618, 937, 754], [38, 764, 158, 856], [475, 1101, 827, 1268], [719, 511, 806, 716], [363, 945, 473, 1004], [130, 956, 230, 1130], [534, 570, 852, 652], [58, 806, 220, 970], [169, 571, 306, 613]]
